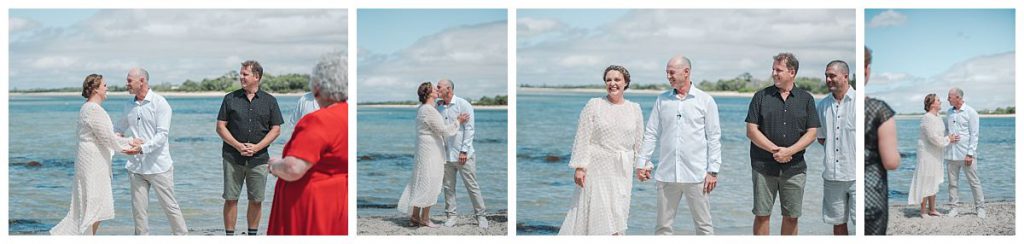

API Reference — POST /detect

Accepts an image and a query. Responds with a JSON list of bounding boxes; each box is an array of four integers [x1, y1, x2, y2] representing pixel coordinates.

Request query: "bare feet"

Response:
[[929, 210, 941, 216], [422, 219, 440, 228]]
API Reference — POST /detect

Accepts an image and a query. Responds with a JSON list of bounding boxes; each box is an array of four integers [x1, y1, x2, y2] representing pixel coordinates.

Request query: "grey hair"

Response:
[[128, 67, 150, 82], [310, 52, 348, 102], [439, 79, 454, 91], [950, 87, 964, 98], [668, 55, 692, 70], [826, 60, 849, 77]]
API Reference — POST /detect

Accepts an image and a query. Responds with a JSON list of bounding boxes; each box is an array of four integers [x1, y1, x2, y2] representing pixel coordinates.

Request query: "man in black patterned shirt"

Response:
[[745, 53, 820, 235]]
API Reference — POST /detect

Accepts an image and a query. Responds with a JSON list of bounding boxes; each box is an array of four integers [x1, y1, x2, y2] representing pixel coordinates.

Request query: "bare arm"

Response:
[[746, 123, 778, 152], [252, 125, 281, 152], [216, 120, 246, 153], [878, 118, 901, 170], [270, 156, 312, 182]]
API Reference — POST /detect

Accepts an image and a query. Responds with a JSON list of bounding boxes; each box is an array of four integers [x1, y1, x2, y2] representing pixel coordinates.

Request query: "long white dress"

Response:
[[908, 112, 948, 205], [51, 102, 131, 235], [397, 104, 461, 213], [559, 97, 644, 235]]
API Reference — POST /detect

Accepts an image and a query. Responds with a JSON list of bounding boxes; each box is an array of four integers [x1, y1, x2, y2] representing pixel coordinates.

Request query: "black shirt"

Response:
[[745, 85, 821, 176], [217, 89, 284, 165]]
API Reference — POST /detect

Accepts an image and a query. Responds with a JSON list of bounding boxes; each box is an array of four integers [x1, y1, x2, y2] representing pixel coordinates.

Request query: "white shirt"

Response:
[[816, 88, 856, 181], [437, 95, 475, 161], [944, 103, 980, 160], [288, 92, 320, 125], [636, 86, 722, 183], [113, 90, 174, 174]]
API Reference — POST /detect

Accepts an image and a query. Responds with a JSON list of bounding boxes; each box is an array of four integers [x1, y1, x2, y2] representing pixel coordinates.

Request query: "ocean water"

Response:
[[8, 94, 306, 235], [516, 90, 841, 235], [887, 116, 1016, 205], [356, 106, 508, 217]]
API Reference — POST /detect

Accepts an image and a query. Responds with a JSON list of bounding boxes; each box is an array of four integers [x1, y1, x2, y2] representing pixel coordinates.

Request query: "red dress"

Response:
[[268, 102, 348, 235]]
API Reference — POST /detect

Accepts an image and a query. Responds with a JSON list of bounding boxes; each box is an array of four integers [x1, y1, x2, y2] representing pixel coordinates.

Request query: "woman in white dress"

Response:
[[51, 74, 141, 235], [559, 65, 644, 235], [908, 94, 958, 217], [397, 82, 469, 228]]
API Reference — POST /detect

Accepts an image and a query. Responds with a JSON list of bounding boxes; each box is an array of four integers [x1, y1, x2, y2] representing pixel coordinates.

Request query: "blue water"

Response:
[[8, 94, 305, 235], [887, 116, 1015, 205], [356, 106, 508, 217], [516, 90, 839, 235]]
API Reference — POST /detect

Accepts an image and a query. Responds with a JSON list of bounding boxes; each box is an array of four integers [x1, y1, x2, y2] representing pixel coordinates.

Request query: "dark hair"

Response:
[[924, 93, 937, 112], [241, 60, 263, 81], [865, 47, 873, 66], [417, 82, 433, 104], [82, 74, 103, 99], [603, 65, 631, 90], [773, 52, 799, 74]]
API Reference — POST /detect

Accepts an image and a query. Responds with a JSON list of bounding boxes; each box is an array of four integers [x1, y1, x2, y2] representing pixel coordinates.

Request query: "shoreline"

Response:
[[9, 91, 306, 97], [359, 104, 508, 110], [895, 113, 1015, 119], [357, 212, 508, 235], [887, 201, 1014, 235], [517, 87, 830, 98]]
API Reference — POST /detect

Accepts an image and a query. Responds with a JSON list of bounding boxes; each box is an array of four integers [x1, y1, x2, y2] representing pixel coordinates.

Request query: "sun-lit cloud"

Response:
[[867, 52, 1014, 113], [868, 10, 908, 28]]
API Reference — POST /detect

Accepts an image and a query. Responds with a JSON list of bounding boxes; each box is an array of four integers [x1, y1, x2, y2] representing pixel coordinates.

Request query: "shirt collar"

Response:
[[135, 89, 154, 103], [769, 85, 799, 99], [671, 85, 696, 100]]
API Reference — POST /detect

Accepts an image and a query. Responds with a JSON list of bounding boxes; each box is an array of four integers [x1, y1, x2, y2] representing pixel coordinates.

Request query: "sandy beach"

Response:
[[357, 212, 508, 235], [887, 201, 1015, 235]]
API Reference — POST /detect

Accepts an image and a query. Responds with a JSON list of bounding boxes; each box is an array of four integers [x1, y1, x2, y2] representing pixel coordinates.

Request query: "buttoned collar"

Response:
[[768, 84, 802, 99]]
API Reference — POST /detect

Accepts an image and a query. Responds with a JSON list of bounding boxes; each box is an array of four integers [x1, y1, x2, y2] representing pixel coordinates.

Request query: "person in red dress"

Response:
[[267, 53, 348, 235]]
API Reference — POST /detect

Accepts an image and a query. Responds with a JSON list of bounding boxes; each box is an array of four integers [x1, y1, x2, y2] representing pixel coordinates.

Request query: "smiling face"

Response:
[[239, 65, 261, 91], [604, 70, 626, 98], [947, 89, 963, 109], [772, 60, 796, 88], [665, 63, 689, 90], [126, 72, 144, 95], [825, 65, 848, 93], [930, 97, 942, 112], [96, 78, 108, 101]]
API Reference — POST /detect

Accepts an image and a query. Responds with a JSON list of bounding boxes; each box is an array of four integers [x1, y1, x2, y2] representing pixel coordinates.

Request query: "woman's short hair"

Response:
[[924, 93, 937, 112], [603, 65, 631, 90], [310, 52, 348, 102], [82, 74, 103, 99], [417, 82, 433, 104]]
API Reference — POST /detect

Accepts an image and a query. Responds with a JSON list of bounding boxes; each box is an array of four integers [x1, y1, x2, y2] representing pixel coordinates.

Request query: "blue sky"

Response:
[[9, 9, 348, 90], [866, 9, 1015, 112], [518, 9, 856, 88], [358, 9, 507, 103]]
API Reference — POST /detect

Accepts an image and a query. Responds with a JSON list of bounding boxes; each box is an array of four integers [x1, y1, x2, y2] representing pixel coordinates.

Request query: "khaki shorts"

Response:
[[222, 159, 269, 202], [752, 170, 806, 217]]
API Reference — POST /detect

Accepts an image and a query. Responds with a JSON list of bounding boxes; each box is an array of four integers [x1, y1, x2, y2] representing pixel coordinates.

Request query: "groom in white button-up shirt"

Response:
[[636, 55, 722, 235], [815, 60, 856, 235], [114, 68, 188, 235], [944, 87, 985, 218], [436, 79, 488, 228]]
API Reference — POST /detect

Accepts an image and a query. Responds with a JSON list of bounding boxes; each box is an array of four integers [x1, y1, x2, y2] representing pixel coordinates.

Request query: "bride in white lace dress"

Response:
[[397, 82, 469, 228], [51, 74, 140, 235], [560, 66, 644, 235], [908, 94, 958, 217]]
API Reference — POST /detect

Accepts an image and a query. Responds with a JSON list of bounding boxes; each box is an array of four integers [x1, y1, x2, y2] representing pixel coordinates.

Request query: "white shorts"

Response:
[[822, 180, 855, 225]]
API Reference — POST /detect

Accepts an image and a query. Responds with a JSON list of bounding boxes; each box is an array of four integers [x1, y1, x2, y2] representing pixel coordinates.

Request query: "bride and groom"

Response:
[[51, 68, 188, 235], [397, 79, 490, 229]]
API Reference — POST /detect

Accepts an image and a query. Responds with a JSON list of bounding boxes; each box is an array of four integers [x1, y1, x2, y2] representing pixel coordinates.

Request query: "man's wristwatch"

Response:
[[708, 172, 718, 177]]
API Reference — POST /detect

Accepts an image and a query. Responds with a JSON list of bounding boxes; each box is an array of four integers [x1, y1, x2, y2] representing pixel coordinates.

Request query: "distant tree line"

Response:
[[361, 95, 508, 106], [12, 70, 311, 94], [520, 72, 858, 95]]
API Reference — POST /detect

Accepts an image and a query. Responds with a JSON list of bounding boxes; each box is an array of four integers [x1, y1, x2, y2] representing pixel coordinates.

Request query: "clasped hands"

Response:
[[235, 142, 261, 157], [770, 146, 795, 163], [122, 137, 145, 155]]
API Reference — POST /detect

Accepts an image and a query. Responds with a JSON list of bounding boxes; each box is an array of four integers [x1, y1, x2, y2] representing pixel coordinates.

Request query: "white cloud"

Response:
[[518, 9, 856, 87], [869, 10, 908, 28], [359, 21, 508, 102], [867, 52, 1014, 113], [517, 17, 563, 38], [10, 9, 347, 90], [9, 17, 41, 33]]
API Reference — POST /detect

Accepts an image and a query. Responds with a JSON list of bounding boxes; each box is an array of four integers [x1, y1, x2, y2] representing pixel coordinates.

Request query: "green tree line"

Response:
[[12, 71, 311, 94]]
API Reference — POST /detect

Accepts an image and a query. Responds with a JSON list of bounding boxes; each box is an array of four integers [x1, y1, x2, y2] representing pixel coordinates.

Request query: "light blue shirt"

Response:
[[437, 95, 475, 161], [944, 103, 980, 160], [113, 90, 174, 175], [636, 86, 722, 183], [289, 92, 320, 125], [816, 88, 856, 181]]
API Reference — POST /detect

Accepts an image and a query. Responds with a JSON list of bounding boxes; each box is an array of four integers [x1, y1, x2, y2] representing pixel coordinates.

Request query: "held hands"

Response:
[[457, 113, 471, 124], [122, 137, 144, 155], [458, 152, 468, 165], [636, 167, 652, 182], [574, 168, 586, 188], [771, 146, 794, 163], [949, 134, 961, 143], [236, 142, 259, 157]]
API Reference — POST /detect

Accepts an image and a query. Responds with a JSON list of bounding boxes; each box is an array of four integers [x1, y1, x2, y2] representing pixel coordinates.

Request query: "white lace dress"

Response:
[[559, 97, 644, 235], [397, 104, 461, 213], [51, 102, 131, 235], [908, 112, 948, 204]]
